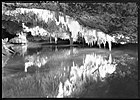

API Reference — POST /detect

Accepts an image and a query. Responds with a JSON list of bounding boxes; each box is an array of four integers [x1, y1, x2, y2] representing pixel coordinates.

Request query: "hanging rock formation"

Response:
[[9, 32, 28, 44], [3, 8, 116, 50]]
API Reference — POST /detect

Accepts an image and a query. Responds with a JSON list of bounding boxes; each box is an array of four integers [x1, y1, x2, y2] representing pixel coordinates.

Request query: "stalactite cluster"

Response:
[[3, 8, 116, 50], [9, 32, 27, 44]]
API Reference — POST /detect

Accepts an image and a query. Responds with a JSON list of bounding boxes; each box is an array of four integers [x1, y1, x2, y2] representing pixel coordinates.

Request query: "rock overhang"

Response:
[[2, 2, 138, 46]]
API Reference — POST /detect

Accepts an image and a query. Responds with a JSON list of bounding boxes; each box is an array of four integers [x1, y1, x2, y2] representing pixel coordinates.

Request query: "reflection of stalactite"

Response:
[[57, 53, 117, 97], [63, 79, 73, 96], [11, 44, 27, 56], [108, 54, 112, 64], [55, 45, 58, 51], [24, 55, 48, 72], [57, 81, 64, 98]]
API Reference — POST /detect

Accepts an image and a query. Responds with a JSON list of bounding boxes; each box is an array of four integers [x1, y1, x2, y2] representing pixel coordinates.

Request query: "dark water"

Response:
[[2, 44, 138, 98]]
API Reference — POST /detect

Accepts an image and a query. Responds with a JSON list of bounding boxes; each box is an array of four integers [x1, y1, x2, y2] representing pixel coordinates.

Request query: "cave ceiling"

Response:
[[2, 2, 138, 43]]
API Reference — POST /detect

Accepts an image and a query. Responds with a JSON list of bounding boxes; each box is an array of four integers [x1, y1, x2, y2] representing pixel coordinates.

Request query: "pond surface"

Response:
[[2, 44, 138, 98]]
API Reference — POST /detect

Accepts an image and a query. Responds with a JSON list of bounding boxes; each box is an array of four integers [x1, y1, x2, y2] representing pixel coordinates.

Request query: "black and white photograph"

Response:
[[2, 1, 138, 98]]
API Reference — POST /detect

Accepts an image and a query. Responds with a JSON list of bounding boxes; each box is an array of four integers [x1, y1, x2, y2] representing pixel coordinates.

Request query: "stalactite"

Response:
[[5, 8, 116, 51], [68, 20, 80, 42], [103, 42, 106, 48], [55, 11, 59, 22], [106, 34, 112, 51], [59, 15, 65, 27], [63, 24, 67, 32], [49, 35, 52, 43], [91, 42, 93, 47], [108, 41, 111, 51], [55, 36, 57, 44], [81, 36, 84, 47], [96, 30, 99, 48], [98, 42, 101, 48], [70, 37, 73, 46], [93, 39, 96, 45], [64, 14, 66, 22]]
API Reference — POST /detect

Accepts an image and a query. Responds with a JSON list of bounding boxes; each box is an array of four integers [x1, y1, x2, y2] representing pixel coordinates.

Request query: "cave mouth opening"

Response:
[[2, 28, 132, 50], [44, 37, 126, 49], [2, 28, 17, 41], [2, 21, 136, 51]]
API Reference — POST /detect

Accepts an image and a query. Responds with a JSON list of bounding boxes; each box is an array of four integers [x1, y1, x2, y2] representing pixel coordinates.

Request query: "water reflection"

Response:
[[24, 47, 79, 73], [2, 55, 9, 68], [2, 46, 138, 98], [11, 45, 27, 56], [25, 53, 48, 72], [57, 53, 117, 98]]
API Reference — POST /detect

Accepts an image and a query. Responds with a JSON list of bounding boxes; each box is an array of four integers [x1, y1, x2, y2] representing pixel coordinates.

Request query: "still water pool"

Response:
[[2, 44, 138, 98]]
